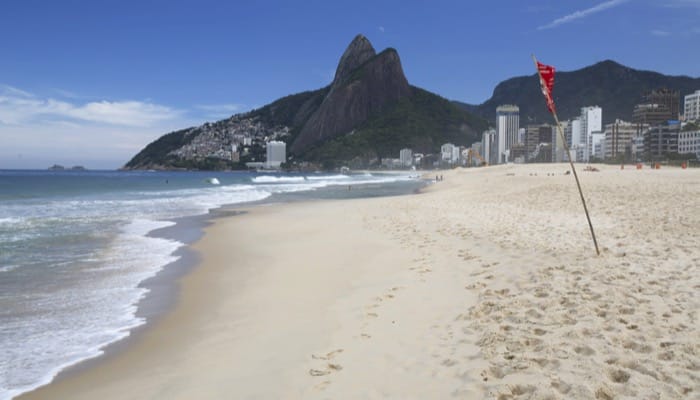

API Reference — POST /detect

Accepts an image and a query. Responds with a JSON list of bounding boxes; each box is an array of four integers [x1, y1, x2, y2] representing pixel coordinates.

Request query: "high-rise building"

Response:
[[441, 143, 459, 164], [634, 88, 680, 126], [552, 120, 568, 162], [685, 90, 700, 122], [633, 104, 672, 126], [631, 136, 645, 161], [646, 88, 680, 119], [452, 146, 462, 164], [518, 128, 526, 145], [644, 122, 680, 160], [482, 129, 496, 165], [589, 132, 605, 160], [399, 148, 413, 167], [580, 106, 602, 162], [496, 105, 520, 163], [603, 120, 638, 161], [265, 141, 286, 168], [525, 124, 553, 162], [678, 128, 700, 159], [569, 118, 582, 148]]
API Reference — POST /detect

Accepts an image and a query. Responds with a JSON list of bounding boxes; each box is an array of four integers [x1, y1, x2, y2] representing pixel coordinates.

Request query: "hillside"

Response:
[[303, 86, 487, 168], [124, 35, 487, 170], [455, 60, 700, 125]]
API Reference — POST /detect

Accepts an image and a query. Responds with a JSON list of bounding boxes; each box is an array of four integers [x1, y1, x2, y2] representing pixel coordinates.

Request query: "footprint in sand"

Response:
[[309, 369, 329, 376], [607, 368, 631, 383], [309, 349, 345, 380], [309, 363, 343, 377], [311, 349, 344, 361], [574, 345, 596, 356], [551, 379, 572, 395]]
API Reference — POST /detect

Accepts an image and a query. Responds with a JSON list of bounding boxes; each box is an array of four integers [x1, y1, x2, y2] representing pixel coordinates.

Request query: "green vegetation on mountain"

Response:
[[302, 86, 488, 168], [251, 88, 328, 128], [455, 60, 700, 124], [124, 128, 196, 169]]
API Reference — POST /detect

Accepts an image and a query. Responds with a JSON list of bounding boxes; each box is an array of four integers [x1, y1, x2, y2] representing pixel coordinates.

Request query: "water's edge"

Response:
[[14, 179, 429, 398]]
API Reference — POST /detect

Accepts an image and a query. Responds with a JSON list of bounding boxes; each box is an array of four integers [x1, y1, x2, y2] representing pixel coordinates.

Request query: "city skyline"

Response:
[[2, 0, 700, 168]]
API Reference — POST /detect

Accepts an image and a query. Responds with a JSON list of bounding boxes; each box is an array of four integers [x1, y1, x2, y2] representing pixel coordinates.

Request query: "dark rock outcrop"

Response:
[[290, 36, 411, 154]]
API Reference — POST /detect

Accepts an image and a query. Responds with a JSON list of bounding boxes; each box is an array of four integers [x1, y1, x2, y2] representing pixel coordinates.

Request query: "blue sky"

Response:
[[1, 0, 699, 168]]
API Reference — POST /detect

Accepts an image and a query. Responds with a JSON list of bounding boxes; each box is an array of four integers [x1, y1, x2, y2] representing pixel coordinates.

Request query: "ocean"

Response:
[[0, 169, 425, 399]]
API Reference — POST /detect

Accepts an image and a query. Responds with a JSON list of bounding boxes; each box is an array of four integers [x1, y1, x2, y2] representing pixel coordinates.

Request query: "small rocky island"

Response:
[[48, 165, 87, 171]]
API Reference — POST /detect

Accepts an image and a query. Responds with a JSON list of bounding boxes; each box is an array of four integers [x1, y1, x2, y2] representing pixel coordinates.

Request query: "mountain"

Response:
[[291, 37, 411, 155], [455, 60, 700, 125], [124, 35, 487, 170]]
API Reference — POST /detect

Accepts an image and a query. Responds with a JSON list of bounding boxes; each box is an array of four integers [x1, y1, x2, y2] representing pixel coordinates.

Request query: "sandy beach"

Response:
[[19, 164, 699, 399]]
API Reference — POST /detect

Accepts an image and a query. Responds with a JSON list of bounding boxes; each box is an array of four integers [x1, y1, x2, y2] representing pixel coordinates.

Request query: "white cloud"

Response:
[[378, 26, 385, 33], [69, 101, 180, 126], [651, 29, 671, 36], [537, 0, 630, 30], [0, 84, 33, 98], [0, 84, 199, 168], [0, 85, 182, 127]]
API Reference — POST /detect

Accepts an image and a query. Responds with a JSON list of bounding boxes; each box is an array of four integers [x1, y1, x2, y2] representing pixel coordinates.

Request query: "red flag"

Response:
[[537, 61, 556, 114]]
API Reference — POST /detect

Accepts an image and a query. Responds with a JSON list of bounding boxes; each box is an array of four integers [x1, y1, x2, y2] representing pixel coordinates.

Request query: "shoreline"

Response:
[[9, 212, 211, 399], [18, 164, 699, 399], [13, 176, 427, 399], [17, 194, 435, 399]]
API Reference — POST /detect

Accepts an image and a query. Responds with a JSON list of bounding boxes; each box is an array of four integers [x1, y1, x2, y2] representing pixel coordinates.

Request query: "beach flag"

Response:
[[532, 54, 600, 256], [537, 61, 556, 114]]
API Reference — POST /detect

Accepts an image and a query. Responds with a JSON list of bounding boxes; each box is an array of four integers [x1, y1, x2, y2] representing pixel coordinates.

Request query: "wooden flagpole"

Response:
[[532, 54, 600, 256]]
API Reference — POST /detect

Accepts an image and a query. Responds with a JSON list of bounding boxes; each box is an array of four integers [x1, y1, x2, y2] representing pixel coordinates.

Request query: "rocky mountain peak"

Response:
[[289, 35, 411, 155], [333, 34, 376, 84]]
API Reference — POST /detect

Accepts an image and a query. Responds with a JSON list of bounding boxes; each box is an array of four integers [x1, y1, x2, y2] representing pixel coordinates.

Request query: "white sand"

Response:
[[19, 164, 699, 399]]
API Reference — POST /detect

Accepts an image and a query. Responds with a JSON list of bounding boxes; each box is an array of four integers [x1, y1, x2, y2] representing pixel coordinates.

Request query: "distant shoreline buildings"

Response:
[[388, 85, 699, 170], [459, 87, 700, 166]]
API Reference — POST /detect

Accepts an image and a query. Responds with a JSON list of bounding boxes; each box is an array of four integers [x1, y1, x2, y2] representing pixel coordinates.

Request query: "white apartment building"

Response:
[[589, 131, 605, 160], [441, 143, 459, 164], [678, 129, 700, 158], [631, 136, 645, 160], [452, 146, 461, 164], [595, 141, 605, 161], [567, 118, 583, 161], [518, 128, 526, 145], [552, 120, 568, 162], [265, 140, 286, 168], [684, 90, 700, 121], [482, 129, 496, 165], [399, 148, 413, 167], [496, 105, 520, 163], [580, 106, 602, 162]]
